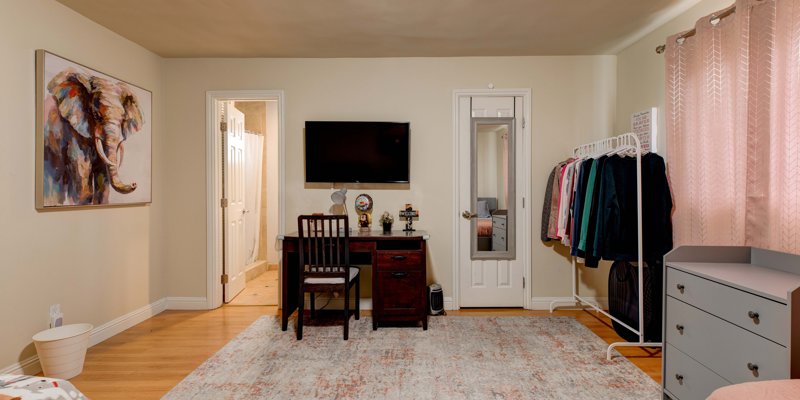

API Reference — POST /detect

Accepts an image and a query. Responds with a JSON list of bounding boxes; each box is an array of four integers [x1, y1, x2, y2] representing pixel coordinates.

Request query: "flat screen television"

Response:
[[305, 121, 410, 183]]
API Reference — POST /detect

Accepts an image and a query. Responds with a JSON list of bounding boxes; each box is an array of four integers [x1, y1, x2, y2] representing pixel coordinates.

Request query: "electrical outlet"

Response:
[[49, 304, 63, 328]]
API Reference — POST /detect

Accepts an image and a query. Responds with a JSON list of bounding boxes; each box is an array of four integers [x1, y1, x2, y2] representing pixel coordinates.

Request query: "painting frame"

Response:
[[35, 50, 152, 210]]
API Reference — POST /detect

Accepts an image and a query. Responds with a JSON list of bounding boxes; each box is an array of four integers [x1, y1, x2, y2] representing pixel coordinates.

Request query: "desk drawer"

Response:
[[666, 267, 788, 345], [666, 296, 788, 384], [376, 250, 424, 271], [377, 270, 424, 315], [664, 344, 730, 400]]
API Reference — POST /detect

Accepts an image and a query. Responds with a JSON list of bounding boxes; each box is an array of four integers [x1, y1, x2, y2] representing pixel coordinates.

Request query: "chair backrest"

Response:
[[297, 215, 350, 281]]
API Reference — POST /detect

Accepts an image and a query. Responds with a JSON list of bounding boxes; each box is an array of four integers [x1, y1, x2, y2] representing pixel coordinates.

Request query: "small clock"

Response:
[[354, 194, 373, 231], [355, 194, 373, 212]]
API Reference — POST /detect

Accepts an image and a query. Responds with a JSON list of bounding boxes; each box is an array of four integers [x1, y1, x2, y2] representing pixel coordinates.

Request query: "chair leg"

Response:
[[343, 285, 349, 340], [309, 292, 316, 320], [354, 275, 360, 320], [297, 287, 304, 340]]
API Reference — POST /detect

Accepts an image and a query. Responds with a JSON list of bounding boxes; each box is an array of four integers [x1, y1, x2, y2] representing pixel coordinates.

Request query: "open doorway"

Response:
[[223, 100, 280, 305], [206, 91, 285, 309]]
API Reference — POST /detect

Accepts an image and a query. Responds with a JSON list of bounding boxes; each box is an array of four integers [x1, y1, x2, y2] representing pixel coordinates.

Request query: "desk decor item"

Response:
[[35, 50, 152, 209], [354, 193, 373, 231], [329, 188, 348, 215], [379, 211, 394, 233], [400, 203, 419, 232]]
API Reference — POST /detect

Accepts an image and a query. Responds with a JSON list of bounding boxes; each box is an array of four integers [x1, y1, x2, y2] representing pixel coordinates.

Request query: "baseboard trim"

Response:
[[166, 297, 209, 310], [444, 297, 455, 310], [1, 297, 170, 376], [0, 355, 41, 376], [531, 296, 609, 311], [89, 298, 168, 347], [244, 260, 269, 281]]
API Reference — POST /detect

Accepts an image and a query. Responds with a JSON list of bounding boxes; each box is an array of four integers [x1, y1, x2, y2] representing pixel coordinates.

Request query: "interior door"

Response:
[[458, 96, 525, 307], [224, 102, 247, 302]]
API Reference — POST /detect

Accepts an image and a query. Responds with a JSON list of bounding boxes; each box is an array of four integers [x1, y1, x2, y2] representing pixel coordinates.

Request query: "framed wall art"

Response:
[[35, 50, 152, 209]]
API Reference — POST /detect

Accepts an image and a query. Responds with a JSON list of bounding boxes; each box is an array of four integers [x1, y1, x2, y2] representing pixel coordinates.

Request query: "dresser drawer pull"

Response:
[[747, 363, 759, 373], [676, 283, 685, 293], [675, 324, 684, 334], [748, 311, 760, 321], [391, 255, 407, 261], [391, 272, 408, 278], [675, 374, 684, 384]]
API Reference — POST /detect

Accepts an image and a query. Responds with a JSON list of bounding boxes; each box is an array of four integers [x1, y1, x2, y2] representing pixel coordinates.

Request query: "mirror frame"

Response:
[[470, 117, 516, 260]]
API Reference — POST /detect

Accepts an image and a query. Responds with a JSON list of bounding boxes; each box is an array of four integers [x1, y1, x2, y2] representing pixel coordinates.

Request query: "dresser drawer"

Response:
[[376, 250, 424, 271], [666, 267, 788, 345], [492, 216, 507, 230], [491, 230, 507, 251], [666, 296, 788, 383], [664, 344, 730, 400]]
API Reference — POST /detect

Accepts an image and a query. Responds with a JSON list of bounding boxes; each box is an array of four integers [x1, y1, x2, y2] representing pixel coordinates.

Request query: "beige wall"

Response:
[[616, 0, 734, 153], [265, 101, 280, 265], [0, 0, 164, 370], [162, 56, 618, 302]]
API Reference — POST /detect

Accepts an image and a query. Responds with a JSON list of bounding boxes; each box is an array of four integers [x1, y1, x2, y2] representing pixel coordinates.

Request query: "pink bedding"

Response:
[[476, 218, 492, 237], [707, 380, 800, 400]]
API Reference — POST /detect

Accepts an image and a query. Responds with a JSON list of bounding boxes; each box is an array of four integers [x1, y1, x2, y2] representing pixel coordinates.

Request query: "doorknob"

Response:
[[462, 210, 477, 220]]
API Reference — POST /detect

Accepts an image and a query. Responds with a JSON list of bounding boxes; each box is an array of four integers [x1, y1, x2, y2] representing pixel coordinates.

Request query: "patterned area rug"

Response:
[[164, 316, 660, 400]]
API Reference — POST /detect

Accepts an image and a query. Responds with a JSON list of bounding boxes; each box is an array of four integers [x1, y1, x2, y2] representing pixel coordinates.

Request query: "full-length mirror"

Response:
[[469, 118, 515, 259]]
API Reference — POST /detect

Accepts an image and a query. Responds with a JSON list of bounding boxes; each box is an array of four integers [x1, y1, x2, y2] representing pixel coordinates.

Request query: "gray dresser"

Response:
[[662, 246, 800, 400], [491, 211, 507, 251]]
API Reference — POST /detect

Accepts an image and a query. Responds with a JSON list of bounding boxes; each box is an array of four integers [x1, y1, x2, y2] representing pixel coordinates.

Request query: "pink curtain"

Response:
[[666, 0, 800, 254]]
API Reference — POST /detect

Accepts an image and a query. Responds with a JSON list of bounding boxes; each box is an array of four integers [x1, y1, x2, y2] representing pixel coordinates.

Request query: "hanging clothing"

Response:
[[541, 160, 571, 242], [570, 159, 593, 257], [594, 153, 673, 265], [555, 160, 577, 240], [562, 159, 583, 246], [540, 166, 558, 242], [545, 152, 673, 267], [583, 155, 608, 268]]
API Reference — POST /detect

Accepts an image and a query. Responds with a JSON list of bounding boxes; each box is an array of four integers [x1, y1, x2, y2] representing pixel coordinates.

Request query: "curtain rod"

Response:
[[655, 5, 737, 54]]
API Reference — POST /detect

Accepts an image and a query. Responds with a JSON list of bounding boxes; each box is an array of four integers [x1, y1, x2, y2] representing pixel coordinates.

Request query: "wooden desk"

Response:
[[279, 230, 429, 332]]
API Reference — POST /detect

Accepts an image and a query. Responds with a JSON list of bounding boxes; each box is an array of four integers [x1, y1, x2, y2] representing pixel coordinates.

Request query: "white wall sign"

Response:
[[632, 108, 658, 153]]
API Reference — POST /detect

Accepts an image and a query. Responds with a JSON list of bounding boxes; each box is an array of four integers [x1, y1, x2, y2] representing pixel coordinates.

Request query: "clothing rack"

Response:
[[549, 132, 663, 360]]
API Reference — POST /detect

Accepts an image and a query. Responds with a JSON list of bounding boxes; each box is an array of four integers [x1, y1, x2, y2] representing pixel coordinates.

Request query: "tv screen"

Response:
[[305, 121, 410, 183]]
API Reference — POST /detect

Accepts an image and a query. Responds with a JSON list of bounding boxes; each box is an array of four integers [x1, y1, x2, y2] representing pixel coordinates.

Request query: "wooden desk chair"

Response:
[[296, 215, 360, 340]]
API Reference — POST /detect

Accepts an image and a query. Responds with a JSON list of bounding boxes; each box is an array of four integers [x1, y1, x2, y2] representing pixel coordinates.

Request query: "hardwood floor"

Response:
[[227, 270, 279, 306], [69, 306, 661, 399]]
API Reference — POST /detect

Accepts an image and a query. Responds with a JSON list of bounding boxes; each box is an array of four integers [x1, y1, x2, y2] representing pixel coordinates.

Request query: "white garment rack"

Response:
[[549, 132, 663, 360]]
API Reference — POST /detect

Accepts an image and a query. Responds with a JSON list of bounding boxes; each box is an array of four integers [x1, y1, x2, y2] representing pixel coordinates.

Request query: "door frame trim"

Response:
[[206, 90, 286, 309], [451, 88, 532, 310]]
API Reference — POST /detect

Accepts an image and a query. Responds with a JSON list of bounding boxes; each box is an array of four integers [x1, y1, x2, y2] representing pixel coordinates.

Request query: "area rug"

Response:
[[164, 316, 660, 400]]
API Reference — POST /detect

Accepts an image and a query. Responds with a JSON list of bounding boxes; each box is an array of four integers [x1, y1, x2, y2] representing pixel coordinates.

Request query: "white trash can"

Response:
[[32, 323, 93, 379]]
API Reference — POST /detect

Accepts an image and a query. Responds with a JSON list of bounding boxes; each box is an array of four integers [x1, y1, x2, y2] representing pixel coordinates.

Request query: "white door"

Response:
[[458, 96, 526, 307], [224, 102, 247, 302]]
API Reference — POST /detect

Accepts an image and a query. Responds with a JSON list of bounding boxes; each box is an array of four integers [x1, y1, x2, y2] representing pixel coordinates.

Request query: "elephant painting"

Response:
[[38, 51, 151, 208]]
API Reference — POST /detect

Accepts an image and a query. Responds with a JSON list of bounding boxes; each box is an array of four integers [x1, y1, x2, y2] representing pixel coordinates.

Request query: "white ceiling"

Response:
[[57, 0, 700, 58]]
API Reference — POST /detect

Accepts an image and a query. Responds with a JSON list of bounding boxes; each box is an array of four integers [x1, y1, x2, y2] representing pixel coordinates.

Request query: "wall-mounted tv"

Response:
[[305, 121, 410, 183]]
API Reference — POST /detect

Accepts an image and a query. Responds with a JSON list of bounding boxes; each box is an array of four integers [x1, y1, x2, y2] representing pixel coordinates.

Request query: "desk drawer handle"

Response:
[[675, 374, 684, 384], [391, 272, 408, 278], [676, 284, 685, 293], [675, 324, 684, 334], [748, 311, 760, 321], [391, 255, 407, 261]]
